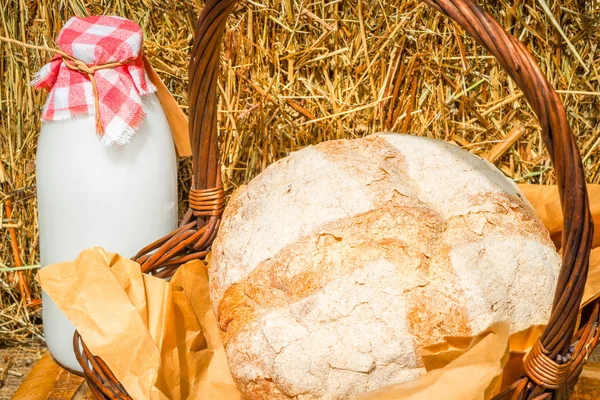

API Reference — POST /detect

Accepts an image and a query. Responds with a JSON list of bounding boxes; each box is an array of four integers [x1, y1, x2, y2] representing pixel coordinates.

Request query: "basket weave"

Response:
[[72, 0, 599, 398]]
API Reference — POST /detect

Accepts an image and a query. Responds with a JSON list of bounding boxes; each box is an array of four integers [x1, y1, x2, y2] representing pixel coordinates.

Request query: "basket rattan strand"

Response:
[[71, 0, 599, 398]]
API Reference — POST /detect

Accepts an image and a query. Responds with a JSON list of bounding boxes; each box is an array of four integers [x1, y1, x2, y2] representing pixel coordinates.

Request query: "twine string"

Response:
[[60, 57, 126, 132], [0, 35, 127, 133]]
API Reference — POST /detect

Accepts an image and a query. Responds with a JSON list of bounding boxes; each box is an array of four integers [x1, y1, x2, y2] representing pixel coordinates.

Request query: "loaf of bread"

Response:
[[210, 134, 560, 399]]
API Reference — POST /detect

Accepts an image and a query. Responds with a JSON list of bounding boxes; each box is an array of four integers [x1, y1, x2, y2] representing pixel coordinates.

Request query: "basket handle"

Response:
[[418, 5, 595, 398], [188, 0, 595, 397]]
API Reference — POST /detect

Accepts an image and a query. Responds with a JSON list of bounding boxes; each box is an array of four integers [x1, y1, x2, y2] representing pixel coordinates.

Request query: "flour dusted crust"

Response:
[[209, 134, 560, 399]]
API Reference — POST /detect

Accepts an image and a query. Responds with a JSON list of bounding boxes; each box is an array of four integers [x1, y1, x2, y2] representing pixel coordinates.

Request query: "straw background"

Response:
[[0, 0, 599, 345]]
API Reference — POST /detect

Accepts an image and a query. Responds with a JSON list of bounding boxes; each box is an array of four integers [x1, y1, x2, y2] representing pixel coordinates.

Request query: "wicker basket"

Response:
[[72, 0, 599, 398]]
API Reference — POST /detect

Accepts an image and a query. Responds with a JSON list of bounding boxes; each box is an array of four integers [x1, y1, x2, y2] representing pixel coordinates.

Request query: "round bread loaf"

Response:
[[209, 134, 560, 399]]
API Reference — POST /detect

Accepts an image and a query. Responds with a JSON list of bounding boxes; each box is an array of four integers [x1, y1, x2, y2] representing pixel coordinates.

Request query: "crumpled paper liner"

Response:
[[37, 184, 600, 399], [356, 322, 510, 400], [518, 184, 600, 309], [37, 249, 240, 400]]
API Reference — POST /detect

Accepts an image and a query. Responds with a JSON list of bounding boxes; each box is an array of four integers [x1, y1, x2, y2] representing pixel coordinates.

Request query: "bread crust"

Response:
[[210, 134, 560, 399]]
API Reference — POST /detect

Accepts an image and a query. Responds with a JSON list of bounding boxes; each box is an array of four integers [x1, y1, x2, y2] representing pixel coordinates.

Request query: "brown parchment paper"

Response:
[[37, 248, 240, 400], [518, 184, 600, 308], [356, 322, 510, 400], [37, 184, 600, 400]]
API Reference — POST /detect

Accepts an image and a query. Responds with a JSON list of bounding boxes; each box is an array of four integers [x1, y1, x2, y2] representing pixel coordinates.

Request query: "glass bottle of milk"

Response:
[[34, 16, 178, 372]]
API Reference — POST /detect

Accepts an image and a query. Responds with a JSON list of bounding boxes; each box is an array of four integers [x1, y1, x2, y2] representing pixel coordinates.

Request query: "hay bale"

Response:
[[0, 0, 598, 344]]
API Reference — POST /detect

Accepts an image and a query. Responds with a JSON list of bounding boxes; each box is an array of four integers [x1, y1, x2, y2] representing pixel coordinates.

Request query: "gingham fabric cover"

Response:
[[33, 15, 157, 146]]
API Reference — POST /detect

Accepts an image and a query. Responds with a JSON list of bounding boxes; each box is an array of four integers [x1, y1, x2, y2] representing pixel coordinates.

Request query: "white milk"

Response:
[[36, 93, 178, 372]]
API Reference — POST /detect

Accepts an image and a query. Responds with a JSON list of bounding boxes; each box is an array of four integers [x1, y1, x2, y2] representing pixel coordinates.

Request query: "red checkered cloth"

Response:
[[33, 15, 156, 146]]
